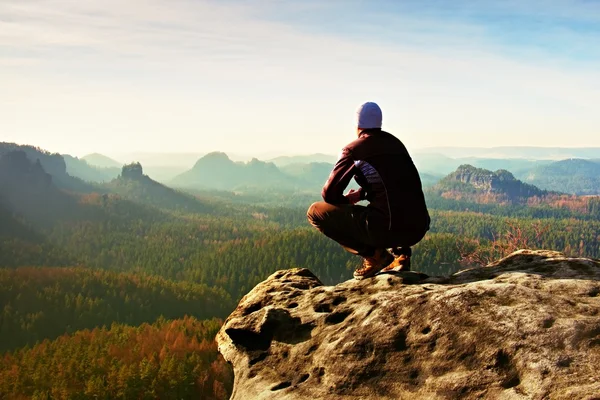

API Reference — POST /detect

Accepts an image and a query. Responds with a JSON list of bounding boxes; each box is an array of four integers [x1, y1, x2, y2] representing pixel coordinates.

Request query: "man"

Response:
[[307, 102, 430, 279]]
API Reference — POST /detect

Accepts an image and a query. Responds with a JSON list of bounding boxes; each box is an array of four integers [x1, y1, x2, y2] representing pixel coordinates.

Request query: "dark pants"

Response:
[[307, 201, 424, 257]]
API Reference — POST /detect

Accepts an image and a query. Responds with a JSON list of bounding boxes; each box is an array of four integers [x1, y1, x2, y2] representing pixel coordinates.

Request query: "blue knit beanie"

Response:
[[356, 102, 382, 129]]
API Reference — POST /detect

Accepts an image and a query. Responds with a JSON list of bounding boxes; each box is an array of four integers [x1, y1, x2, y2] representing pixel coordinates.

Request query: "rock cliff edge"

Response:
[[217, 250, 600, 399]]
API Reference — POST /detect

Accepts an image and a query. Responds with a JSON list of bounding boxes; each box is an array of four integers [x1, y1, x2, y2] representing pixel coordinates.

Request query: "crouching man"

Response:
[[307, 102, 430, 279]]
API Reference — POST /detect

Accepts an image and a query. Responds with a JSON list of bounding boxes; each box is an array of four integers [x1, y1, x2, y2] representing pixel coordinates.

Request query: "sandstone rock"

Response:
[[217, 250, 600, 399], [121, 162, 144, 180]]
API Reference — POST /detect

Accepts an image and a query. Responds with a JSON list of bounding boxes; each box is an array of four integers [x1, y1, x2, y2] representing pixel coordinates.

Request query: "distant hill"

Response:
[[0, 143, 96, 192], [0, 149, 211, 224], [522, 159, 600, 195], [268, 153, 337, 167], [63, 154, 120, 182], [172, 152, 296, 190], [0, 152, 197, 270], [433, 164, 547, 203], [416, 146, 600, 160], [174, 154, 441, 193], [82, 152, 122, 168], [419, 172, 443, 187], [413, 152, 552, 176], [142, 165, 188, 183], [0, 151, 172, 230], [0, 150, 76, 226], [0, 154, 78, 265], [0, 143, 64, 179], [106, 162, 214, 214], [280, 162, 333, 188]]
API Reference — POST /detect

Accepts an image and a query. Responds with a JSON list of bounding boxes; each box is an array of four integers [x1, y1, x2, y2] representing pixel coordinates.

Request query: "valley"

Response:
[[1, 142, 599, 399]]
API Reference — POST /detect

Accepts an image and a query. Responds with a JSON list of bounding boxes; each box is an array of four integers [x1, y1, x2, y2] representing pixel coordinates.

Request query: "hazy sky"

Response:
[[1, 0, 599, 157]]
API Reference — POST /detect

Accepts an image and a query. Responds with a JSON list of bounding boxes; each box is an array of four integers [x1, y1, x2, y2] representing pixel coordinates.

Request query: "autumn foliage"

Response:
[[0, 317, 233, 400]]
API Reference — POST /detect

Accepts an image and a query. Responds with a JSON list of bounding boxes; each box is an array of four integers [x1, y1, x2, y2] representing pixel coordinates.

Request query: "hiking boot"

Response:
[[390, 247, 412, 258], [353, 248, 394, 280], [380, 253, 411, 273]]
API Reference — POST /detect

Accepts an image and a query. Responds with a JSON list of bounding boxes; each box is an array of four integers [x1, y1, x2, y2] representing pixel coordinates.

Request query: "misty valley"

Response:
[[1, 143, 600, 399]]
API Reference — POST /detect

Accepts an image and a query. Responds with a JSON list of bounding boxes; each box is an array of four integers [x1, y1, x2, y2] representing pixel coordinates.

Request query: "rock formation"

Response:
[[0, 151, 52, 187], [217, 250, 600, 399], [437, 164, 547, 201], [121, 162, 145, 180], [0, 143, 67, 181]]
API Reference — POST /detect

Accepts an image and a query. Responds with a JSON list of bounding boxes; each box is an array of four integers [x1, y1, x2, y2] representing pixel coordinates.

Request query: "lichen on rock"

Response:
[[217, 250, 600, 399]]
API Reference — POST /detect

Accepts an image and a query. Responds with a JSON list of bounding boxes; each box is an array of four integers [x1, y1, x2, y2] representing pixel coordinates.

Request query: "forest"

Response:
[[0, 317, 232, 400], [0, 267, 232, 352], [1, 145, 599, 399]]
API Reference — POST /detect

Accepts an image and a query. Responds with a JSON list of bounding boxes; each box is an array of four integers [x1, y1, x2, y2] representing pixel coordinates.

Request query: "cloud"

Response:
[[2, 0, 598, 74], [1, 0, 599, 154]]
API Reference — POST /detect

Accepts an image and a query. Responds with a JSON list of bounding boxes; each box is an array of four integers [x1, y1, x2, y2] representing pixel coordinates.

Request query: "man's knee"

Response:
[[307, 201, 324, 226], [306, 201, 330, 228]]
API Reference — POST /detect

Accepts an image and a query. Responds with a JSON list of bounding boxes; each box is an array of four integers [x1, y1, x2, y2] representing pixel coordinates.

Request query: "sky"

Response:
[[1, 0, 599, 158]]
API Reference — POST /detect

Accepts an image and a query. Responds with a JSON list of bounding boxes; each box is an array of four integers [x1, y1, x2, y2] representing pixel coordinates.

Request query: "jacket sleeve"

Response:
[[321, 148, 356, 204]]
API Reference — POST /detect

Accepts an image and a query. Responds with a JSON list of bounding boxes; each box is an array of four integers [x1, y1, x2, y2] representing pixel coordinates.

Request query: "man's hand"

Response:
[[345, 189, 361, 205]]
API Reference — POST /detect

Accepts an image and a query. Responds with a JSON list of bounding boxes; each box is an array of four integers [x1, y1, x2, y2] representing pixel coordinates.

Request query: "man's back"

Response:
[[323, 129, 429, 234], [309, 101, 429, 279]]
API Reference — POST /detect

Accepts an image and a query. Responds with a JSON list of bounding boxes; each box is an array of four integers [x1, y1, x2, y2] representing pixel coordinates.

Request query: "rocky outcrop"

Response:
[[0, 151, 52, 187], [452, 164, 498, 191], [0, 143, 67, 180], [121, 162, 145, 180], [217, 250, 600, 399], [437, 164, 547, 201]]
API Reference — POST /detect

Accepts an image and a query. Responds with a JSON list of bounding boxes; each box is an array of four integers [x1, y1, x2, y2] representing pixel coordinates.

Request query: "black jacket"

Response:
[[322, 129, 430, 233]]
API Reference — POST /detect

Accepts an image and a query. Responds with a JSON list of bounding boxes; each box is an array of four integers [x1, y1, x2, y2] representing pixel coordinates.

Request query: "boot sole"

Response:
[[353, 264, 387, 280]]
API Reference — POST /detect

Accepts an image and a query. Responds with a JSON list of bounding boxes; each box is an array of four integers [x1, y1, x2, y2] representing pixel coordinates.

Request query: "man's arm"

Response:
[[321, 148, 357, 204]]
